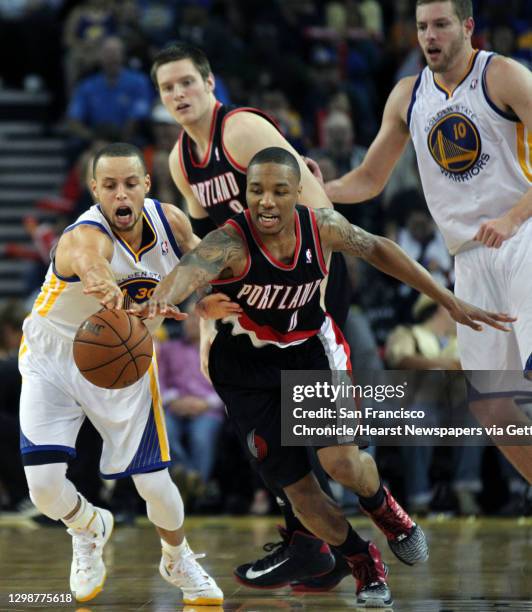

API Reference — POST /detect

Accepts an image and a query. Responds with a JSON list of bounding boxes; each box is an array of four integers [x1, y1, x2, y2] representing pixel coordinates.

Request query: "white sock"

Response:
[[161, 537, 188, 559], [62, 495, 97, 531]]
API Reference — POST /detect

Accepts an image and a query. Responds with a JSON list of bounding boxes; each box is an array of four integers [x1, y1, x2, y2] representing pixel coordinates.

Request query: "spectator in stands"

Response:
[[144, 105, 182, 206], [62, 0, 118, 93], [66, 36, 154, 158], [156, 302, 224, 504], [386, 294, 483, 516], [389, 203, 452, 323], [259, 90, 305, 150], [0, 300, 28, 511]]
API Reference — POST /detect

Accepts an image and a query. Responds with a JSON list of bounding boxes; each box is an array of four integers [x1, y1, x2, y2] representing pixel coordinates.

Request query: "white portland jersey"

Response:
[[30, 198, 182, 339], [408, 50, 531, 254]]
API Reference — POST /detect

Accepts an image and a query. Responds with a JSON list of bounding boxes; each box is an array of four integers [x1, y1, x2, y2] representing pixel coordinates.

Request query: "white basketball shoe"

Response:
[[67, 507, 114, 602], [159, 538, 223, 605]]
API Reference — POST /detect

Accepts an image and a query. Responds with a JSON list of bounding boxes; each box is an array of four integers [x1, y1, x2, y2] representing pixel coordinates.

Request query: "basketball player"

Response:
[[314, 0, 532, 483], [18, 143, 223, 605], [151, 42, 354, 590], [131, 147, 512, 607]]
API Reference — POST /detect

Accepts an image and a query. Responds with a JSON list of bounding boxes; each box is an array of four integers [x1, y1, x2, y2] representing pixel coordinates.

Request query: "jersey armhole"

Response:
[[481, 54, 519, 122], [407, 72, 423, 129], [308, 208, 328, 276], [177, 131, 189, 181], [221, 107, 280, 174], [153, 199, 183, 259]]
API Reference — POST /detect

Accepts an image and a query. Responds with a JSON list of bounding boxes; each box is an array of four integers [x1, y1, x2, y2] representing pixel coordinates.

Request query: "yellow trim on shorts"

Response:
[[35, 274, 68, 317], [516, 123, 532, 182], [148, 359, 170, 462]]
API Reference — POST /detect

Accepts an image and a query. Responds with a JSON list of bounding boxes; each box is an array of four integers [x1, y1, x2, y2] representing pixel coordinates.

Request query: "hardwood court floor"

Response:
[[0, 515, 530, 611]]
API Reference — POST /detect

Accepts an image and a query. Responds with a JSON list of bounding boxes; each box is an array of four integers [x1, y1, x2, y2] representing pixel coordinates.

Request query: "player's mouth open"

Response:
[[115, 206, 133, 225], [258, 213, 279, 228], [427, 47, 441, 59], [176, 103, 190, 112]]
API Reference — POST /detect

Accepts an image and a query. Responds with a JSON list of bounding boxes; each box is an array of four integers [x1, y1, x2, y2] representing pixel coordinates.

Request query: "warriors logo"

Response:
[[118, 277, 158, 307], [428, 112, 481, 174]]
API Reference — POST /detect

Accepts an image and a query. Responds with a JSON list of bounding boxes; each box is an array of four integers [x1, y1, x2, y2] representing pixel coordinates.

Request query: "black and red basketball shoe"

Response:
[[234, 528, 335, 589], [361, 486, 429, 565]]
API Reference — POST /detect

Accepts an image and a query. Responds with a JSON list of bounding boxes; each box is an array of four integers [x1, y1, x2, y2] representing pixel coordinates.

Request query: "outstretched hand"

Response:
[[196, 293, 242, 320], [446, 296, 516, 332], [83, 280, 123, 309], [127, 299, 188, 321]]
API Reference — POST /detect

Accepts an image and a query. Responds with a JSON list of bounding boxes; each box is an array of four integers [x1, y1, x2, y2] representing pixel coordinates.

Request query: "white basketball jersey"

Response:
[[30, 198, 182, 339], [408, 50, 531, 254]]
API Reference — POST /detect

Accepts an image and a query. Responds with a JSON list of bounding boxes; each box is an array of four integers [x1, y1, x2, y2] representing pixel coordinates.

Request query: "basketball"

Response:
[[73, 310, 153, 389]]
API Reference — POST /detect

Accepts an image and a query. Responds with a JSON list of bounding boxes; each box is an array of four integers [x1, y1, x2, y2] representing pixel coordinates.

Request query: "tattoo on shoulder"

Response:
[[315, 208, 375, 257]]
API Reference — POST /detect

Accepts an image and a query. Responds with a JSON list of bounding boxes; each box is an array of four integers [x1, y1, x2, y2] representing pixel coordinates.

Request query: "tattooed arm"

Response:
[[315, 208, 514, 332], [129, 225, 247, 319]]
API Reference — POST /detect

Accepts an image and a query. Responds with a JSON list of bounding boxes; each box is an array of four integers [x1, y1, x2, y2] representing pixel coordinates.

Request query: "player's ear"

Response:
[[144, 173, 151, 194], [206, 72, 215, 93], [90, 179, 98, 200], [464, 16, 474, 38]]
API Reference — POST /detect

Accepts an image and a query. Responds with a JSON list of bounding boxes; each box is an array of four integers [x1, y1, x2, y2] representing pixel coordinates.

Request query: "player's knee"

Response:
[[132, 469, 184, 531], [24, 463, 76, 519]]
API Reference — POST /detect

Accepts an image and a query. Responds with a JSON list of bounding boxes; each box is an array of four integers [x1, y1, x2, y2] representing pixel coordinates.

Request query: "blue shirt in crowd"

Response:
[[68, 69, 154, 128]]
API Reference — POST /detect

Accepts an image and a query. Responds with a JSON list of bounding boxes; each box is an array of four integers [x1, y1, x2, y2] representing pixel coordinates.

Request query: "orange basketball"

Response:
[[73, 310, 153, 389]]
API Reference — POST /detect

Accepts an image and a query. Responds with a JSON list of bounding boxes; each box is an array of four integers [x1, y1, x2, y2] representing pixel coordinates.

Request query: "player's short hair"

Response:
[[151, 43, 212, 87], [248, 147, 301, 183], [416, 0, 473, 21], [92, 142, 147, 178]]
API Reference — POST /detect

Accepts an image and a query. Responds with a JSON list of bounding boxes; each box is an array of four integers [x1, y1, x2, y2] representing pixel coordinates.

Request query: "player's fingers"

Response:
[[476, 311, 512, 332], [464, 316, 483, 331], [483, 310, 515, 321], [485, 232, 499, 248], [212, 293, 230, 302], [163, 306, 188, 320], [473, 225, 485, 242], [225, 303, 242, 312]]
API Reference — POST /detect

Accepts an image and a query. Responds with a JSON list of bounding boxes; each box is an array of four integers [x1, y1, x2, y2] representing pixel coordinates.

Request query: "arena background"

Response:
[[0, 1, 531, 610]]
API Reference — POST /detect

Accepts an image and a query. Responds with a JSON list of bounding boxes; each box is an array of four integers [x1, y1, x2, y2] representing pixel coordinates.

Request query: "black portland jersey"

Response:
[[211, 205, 328, 347], [179, 102, 278, 228]]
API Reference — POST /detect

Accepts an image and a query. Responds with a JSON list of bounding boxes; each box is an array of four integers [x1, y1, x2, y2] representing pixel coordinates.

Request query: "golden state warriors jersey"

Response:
[[30, 198, 182, 339], [408, 50, 531, 254]]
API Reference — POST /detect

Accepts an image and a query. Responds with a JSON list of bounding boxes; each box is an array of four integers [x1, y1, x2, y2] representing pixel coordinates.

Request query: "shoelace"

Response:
[[351, 556, 382, 591], [169, 552, 212, 588], [375, 500, 411, 538], [251, 539, 289, 571], [68, 529, 97, 573]]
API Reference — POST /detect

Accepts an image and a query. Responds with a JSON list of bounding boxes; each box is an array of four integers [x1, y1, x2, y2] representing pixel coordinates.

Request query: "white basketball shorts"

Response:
[[18, 316, 170, 478], [454, 219, 532, 373]]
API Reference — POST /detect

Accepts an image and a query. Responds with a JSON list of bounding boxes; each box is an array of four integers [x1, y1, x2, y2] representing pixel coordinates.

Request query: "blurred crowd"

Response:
[[1, 0, 531, 521]]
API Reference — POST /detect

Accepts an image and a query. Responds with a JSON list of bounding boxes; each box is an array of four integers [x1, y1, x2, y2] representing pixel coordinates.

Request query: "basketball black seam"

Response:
[[78, 348, 130, 372], [78, 329, 151, 380], [92, 312, 134, 344], [74, 338, 125, 348], [109, 355, 137, 388], [91, 313, 138, 373]]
